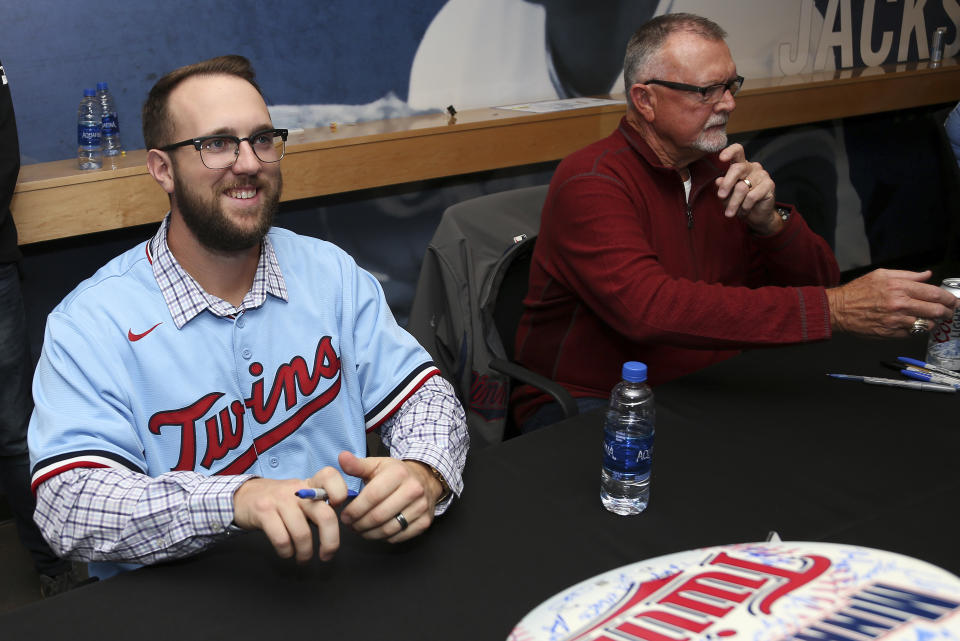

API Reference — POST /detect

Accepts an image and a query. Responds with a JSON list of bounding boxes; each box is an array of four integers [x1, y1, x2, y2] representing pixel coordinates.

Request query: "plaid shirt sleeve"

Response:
[[33, 376, 467, 562], [380, 375, 468, 514], [34, 467, 252, 565]]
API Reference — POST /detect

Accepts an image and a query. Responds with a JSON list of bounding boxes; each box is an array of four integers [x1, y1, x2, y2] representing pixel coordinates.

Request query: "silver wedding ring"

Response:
[[910, 318, 928, 336], [742, 177, 753, 189], [395, 512, 409, 530]]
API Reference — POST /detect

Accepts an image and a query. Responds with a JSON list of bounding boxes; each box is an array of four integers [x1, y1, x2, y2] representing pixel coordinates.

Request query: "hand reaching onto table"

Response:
[[826, 269, 958, 337]]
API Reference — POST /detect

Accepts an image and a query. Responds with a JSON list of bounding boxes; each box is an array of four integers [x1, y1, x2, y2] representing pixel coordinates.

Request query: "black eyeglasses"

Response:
[[643, 75, 744, 104], [158, 128, 288, 169]]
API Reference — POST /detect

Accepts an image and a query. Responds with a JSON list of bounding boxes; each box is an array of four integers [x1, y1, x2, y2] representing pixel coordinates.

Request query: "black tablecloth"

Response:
[[3, 334, 957, 639]]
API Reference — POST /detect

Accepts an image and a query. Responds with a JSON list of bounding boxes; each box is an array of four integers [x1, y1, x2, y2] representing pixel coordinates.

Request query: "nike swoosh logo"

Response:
[[128, 322, 163, 342]]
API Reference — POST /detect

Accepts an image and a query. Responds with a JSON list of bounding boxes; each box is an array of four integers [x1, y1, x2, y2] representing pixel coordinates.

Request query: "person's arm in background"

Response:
[[946, 101, 960, 168], [0, 58, 21, 252]]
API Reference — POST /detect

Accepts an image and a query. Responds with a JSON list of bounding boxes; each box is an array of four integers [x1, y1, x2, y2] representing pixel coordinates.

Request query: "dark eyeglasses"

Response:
[[158, 128, 288, 169], [642, 75, 744, 104]]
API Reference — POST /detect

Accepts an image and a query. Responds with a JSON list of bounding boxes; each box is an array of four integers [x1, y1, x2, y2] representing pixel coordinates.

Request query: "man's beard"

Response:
[[173, 173, 282, 252], [692, 115, 728, 154]]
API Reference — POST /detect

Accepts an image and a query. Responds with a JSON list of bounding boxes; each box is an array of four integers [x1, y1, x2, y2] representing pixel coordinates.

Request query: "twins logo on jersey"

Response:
[[148, 336, 341, 474]]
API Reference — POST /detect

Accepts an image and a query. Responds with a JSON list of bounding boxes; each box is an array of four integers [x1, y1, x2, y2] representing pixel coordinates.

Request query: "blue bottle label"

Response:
[[602, 425, 653, 479], [78, 123, 101, 147], [101, 114, 118, 136]]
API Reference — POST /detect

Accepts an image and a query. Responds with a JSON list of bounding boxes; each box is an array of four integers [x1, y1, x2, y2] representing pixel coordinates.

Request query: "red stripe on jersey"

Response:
[[30, 461, 110, 494], [366, 368, 440, 433]]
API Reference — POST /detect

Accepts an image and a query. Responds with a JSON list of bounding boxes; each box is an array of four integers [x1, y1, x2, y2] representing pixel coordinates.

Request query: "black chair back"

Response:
[[492, 239, 535, 362]]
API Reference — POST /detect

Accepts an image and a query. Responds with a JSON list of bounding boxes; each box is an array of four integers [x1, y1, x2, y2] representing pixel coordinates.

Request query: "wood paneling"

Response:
[[13, 59, 960, 245]]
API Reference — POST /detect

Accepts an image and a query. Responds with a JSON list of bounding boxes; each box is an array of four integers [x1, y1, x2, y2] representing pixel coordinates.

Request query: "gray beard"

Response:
[[692, 128, 728, 154]]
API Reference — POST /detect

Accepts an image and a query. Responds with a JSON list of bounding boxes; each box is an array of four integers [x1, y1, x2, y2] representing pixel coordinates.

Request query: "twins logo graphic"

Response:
[[148, 336, 341, 474], [509, 543, 960, 641], [469, 371, 508, 422]]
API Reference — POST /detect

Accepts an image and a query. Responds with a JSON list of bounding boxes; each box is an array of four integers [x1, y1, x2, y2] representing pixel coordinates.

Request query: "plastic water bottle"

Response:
[[77, 88, 102, 170], [600, 361, 655, 515], [96, 81, 122, 156]]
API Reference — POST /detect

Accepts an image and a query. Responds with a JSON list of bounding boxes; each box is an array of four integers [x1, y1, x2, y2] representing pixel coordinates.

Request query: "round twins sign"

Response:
[[508, 542, 960, 641]]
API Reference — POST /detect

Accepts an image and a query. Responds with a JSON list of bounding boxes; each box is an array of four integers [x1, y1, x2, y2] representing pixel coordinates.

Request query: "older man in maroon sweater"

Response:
[[513, 13, 958, 430]]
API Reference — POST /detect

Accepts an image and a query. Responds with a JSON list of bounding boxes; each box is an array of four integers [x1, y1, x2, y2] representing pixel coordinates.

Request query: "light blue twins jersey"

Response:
[[28, 227, 438, 491]]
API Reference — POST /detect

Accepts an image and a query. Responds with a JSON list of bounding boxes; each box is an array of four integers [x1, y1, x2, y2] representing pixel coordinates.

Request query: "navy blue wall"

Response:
[[5, 0, 444, 162]]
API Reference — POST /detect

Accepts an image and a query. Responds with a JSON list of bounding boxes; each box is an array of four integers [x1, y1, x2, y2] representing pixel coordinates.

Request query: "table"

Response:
[[3, 334, 957, 639]]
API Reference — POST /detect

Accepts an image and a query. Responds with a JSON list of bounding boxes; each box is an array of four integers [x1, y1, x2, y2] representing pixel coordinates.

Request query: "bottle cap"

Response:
[[97, 81, 109, 91], [622, 361, 647, 382], [83, 88, 96, 97]]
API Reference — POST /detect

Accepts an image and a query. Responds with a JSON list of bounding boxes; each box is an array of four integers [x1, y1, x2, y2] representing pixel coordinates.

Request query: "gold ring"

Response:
[[742, 178, 753, 189], [910, 318, 928, 336]]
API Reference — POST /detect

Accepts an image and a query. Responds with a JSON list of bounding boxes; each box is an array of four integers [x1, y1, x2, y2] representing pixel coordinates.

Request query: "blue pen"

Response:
[[897, 357, 960, 381], [828, 373, 956, 393], [294, 488, 359, 501], [900, 369, 960, 389]]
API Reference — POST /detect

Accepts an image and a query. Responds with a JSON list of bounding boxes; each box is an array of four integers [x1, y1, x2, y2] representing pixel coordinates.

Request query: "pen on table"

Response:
[[900, 369, 960, 389], [881, 360, 929, 374], [896, 356, 960, 381], [294, 488, 359, 501], [880, 360, 960, 385], [827, 373, 957, 393]]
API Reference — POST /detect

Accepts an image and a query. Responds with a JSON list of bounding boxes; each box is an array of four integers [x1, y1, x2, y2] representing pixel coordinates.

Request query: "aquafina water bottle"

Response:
[[96, 81, 122, 156], [600, 361, 654, 515], [77, 88, 102, 170]]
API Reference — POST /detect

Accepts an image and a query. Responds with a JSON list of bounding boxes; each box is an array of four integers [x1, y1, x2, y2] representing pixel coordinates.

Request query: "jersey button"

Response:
[[269, 456, 279, 468], [241, 348, 252, 360], [236, 317, 245, 329]]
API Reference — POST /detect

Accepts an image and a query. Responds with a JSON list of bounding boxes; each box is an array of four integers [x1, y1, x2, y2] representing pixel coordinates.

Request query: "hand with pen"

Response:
[[231, 452, 446, 563], [232, 467, 349, 563], [825, 269, 959, 337]]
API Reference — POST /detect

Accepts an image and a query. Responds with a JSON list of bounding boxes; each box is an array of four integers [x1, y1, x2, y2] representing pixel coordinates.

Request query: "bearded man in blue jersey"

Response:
[[28, 55, 468, 579]]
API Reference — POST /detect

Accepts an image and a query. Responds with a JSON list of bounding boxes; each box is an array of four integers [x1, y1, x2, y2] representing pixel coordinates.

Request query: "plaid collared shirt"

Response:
[[35, 218, 467, 567], [149, 214, 287, 328]]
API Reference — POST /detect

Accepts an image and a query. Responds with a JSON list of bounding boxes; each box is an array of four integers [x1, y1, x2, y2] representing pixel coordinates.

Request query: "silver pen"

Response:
[[828, 373, 957, 393]]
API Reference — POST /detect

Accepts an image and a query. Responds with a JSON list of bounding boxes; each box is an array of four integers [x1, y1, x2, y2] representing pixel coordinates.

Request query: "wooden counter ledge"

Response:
[[13, 58, 960, 245]]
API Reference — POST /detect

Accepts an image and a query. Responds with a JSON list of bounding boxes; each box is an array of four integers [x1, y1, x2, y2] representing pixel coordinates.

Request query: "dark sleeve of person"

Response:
[[0, 57, 22, 263]]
